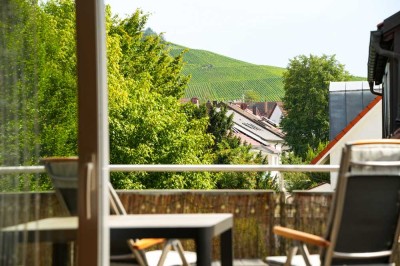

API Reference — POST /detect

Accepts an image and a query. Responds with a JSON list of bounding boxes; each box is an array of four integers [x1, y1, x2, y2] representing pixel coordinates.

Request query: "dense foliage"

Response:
[[105, 9, 216, 189], [281, 142, 329, 192], [39, 0, 78, 157], [281, 54, 351, 159], [1, 0, 275, 190], [279, 54, 350, 191], [0, 0, 50, 190]]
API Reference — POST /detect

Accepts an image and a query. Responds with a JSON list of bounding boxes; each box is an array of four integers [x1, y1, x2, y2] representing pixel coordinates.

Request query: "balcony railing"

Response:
[[0, 164, 340, 264], [0, 164, 339, 174]]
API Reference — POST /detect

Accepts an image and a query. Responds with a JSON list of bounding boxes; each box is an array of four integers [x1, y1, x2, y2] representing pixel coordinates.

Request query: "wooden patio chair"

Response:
[[265, 139, 400, 266], [42, 157, 196, 266]]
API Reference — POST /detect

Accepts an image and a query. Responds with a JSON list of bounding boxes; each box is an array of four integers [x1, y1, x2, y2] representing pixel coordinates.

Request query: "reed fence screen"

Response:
[[0, 189, 335, 264], [118, 190, 333, 259]]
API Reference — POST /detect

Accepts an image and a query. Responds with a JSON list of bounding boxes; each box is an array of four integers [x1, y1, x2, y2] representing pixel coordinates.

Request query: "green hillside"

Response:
[[169, 44, 285, 102]]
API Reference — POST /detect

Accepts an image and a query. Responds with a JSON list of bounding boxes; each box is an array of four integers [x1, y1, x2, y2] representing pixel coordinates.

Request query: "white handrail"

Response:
[[0, 164, 340, 175], [109, 164, 339, 172], [0, 166, 46, 174]]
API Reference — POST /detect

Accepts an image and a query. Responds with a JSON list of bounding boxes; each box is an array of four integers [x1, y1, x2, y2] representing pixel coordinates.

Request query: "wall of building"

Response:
[[269, 107, 282, 125], [329, 100, 382, 187]]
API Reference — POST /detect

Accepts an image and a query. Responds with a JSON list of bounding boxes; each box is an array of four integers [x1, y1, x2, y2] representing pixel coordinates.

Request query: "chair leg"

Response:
[[157, 239, 190, 266], [127, 239, 149, 266], [298, 242, 312, 266], [284, 245, 298, 266], [171, 239, 189, 266], [133, 249, 149, 266], [157, 240, 172, 266]]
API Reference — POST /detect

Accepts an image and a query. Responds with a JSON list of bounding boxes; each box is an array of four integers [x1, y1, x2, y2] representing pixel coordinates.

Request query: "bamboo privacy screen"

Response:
[[0, 189, 335, 264], [117, 190, 333, 259]]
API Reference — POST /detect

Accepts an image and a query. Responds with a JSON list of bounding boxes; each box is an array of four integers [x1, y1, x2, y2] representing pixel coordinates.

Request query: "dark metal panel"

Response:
[[393, 31, 400, 134], [381, 11, 400, 34], [329, 91, 347, 140], [329, 90, 376, 140], [382, 67, 391, 138], [367, 11, 400, 137]]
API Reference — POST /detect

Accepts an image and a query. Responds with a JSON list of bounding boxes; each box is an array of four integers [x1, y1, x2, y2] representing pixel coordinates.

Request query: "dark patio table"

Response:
[[2, 213, 233, 266]]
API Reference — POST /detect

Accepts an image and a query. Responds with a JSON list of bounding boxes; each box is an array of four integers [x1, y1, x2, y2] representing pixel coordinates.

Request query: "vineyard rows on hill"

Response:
[[169, 44, 285, 103], [170, 46, 249, 67], [185, 77, 284, 102], [182, 65, 282, 83]]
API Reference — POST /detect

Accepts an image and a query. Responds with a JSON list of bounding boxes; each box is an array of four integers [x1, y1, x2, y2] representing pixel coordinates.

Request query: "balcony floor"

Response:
[[212, 259, 267, 265], [111, 259, 268, 266]]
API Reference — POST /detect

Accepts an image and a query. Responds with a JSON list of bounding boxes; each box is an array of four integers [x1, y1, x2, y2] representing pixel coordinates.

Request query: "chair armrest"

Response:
[[129, 238, 165, 250], [273, 226, 330, 247]]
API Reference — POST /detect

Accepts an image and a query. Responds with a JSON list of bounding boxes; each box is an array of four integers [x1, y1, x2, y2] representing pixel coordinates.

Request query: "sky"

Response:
[[104, 0, 400, 77]]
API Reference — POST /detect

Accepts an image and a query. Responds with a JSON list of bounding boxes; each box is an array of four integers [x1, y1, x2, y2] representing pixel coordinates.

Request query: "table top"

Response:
[[3, 217, 78, 232], [2, 213, 233, 242], [109, 213, 232, 228], [109, 213, 233, 239]]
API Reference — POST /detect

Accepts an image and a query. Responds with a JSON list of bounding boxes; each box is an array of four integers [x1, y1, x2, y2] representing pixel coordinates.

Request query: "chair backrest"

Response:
[[42, 157, 79, 215], [322, 140, 400, 266], [42, 157, 127, 216], [43, 157, 138, 257], [108, 182, 127, 215]]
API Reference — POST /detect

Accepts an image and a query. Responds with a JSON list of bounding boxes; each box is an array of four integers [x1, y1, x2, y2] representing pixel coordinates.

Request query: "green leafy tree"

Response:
[[0, 0, 78, 191], [0, 0, 45, 166], [4, 1, 280, 190], [281, 54, 350, 159], [214, 144, 271, 189], [281, 152, 312, 191], [282, 141, 329, 191], [207, 104, 234, 150], [244, 90, 261, 103], [107, 10, 215, 189], [0, 0, 49, 191], [39, 0, 78, 157]]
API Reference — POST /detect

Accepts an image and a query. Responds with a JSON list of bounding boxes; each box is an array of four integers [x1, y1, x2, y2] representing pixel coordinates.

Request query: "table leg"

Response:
[[53, 243, 69, 266], [196, 229, 213, 266], [220, 229, 233, 266]]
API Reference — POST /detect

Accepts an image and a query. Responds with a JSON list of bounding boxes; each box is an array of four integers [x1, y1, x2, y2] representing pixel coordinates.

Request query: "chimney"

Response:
[[191, 97, 199, 107], [253, 106, 259, 116], [206, 100, 212, 110]]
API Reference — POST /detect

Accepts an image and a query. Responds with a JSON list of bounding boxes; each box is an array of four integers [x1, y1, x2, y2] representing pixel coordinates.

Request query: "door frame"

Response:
[[75, 0, 109, 265]]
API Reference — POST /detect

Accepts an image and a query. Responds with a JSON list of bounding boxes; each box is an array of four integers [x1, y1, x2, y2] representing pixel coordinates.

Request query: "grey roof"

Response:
[[227, 108, 284, 142], [226, 103, 285, 139], [368, 11, 400, 85]]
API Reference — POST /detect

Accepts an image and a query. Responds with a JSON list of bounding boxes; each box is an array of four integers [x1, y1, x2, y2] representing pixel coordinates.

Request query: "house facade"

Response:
[[224, 102, 286, 179], [250, 101, 284, 126], [368, 11, 400, 138], [312, 96, 382, 187], [311, 10, 400, 189], [312, 80, 382, 188]]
